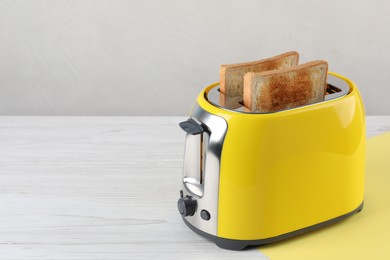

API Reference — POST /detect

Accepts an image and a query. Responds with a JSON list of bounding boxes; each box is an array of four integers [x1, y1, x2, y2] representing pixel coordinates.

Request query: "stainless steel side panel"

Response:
[[181, 103, 227, 236]]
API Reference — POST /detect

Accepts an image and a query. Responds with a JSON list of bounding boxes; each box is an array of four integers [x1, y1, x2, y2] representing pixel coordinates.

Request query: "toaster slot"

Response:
[[326, 84, 341, 94], [205, 74, 350, 113], [181, 118, 209, 197]]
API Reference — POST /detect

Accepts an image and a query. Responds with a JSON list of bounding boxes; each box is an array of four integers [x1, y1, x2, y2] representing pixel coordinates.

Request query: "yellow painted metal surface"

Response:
[[197, 72, 365, 240], [260, 132, 390, 259]]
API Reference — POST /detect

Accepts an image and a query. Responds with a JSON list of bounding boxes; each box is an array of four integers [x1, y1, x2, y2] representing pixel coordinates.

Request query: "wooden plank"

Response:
[[0, 116, 265, 259]]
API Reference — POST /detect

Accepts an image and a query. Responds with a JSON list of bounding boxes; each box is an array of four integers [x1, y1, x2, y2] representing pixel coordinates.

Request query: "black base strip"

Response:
[[182, 201, 364, 250]]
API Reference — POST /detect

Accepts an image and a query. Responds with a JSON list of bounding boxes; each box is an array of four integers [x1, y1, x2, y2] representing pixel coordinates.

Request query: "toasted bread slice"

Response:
[[243, 60, 328, 112], [219, 92, 242, 110], [220, 51, 299, 98]]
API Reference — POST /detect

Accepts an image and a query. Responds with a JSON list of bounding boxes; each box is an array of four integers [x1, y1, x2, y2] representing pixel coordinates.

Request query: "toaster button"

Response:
[[200, 210, 211, 221], [177, 195, 197, 217]]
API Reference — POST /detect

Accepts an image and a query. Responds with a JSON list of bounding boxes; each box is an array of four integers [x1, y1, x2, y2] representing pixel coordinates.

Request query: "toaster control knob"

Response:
[[177, 196, 197, 216]]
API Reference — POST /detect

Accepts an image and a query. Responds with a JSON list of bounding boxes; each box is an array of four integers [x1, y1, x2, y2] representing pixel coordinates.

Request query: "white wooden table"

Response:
[[0, 116, 389, 260]]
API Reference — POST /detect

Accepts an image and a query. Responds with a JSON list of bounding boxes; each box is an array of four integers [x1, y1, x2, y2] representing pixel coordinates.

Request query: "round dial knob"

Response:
[[177, 195, 197, 216]]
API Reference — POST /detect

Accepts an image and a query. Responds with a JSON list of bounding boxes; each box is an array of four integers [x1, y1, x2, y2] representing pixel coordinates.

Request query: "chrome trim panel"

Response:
[[181, 103, 227, 236]]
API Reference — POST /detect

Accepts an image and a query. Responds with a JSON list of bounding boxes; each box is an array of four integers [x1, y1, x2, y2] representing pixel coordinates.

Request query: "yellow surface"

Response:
[[260, 132, 390, 259], [197, 72, 366, 240]]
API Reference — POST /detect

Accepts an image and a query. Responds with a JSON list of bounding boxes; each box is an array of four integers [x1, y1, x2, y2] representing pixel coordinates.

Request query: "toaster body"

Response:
[[177, 72, 365, 250]]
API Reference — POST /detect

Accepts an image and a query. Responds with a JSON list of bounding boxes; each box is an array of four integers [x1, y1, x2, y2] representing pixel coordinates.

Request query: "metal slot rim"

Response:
[[205, 74, 350, 114]]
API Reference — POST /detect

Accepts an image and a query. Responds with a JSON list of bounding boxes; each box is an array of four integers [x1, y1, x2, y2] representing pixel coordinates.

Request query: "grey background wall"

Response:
[[0, 0, 389, 116]]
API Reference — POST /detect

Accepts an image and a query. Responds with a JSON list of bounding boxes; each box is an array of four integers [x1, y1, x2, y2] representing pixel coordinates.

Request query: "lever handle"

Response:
[[179, 118, 205, 135]]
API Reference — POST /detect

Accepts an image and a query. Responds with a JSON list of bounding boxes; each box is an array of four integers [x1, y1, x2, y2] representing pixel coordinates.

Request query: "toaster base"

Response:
[[182, 201, 363, 250]]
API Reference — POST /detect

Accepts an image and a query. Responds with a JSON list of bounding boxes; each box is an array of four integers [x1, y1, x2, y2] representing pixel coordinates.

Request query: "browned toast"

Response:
[[243, 60, 328, 112], [219, 93, 242, 110], [220, 51, 299, 98]]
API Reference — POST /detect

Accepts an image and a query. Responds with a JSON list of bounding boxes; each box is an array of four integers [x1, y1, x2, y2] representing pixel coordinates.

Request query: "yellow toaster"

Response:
[[177, 72, 365, 250]]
